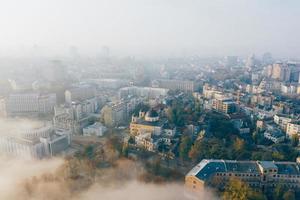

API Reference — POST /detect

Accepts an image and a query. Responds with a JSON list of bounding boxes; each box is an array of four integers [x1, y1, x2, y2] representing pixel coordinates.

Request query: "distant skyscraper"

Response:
[[69, 45, 80, 58], [42, 60, 67, 83], [262, 52, 273, 65], [271, 62, 291, 82], [224, 56, 238, 67], [288, 62, 300, 82], [246, 54, 256, 70], [101, 46, 110, 58]]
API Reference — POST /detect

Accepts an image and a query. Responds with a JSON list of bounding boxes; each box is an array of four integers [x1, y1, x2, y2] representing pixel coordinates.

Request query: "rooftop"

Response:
[[258, 161, 277, 169], [276, 163, 300, 175], [133, 118, 165, 127], [187, 159, 300, 181]]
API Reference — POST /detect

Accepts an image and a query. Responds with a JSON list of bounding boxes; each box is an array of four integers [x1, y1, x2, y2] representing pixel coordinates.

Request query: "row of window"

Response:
[[216, 172, 300, 179], [216, 173, 261, 177], [264, 169, 277, 173], [272, 174, 300, 178]]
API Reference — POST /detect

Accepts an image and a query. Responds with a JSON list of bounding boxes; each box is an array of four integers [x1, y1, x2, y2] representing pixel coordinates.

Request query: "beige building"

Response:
[[287, 121, 300, 137], [203, 84, 223, 99], [274, 114, 292, 131], [130, 109, 164, 136], [271, 63, 291, 82], [212, 97, 236, 114], [186, 159, 300, 193], [101, 101, 127, 127]]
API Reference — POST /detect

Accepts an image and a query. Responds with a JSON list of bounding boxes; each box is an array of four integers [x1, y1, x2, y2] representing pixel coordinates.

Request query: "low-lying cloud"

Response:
[[0, 117, 45, 137], [0, 157, 63, 200], [0, 157, 218, 200]]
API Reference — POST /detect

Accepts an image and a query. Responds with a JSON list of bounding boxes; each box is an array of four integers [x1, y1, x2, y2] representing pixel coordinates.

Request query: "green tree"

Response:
[[188, 143, 200, 162], [121, 143, 129, 157], [283, 190, 295, 200], [233, 138, 245, 152], [223, 178, 266, 200], [128, 136, 135, 144], [179, 135, 192, 161], [273, 184, 285, 200], [291, 134, 299, 147], [272, 151, 284, 160], [107, 135, 122, 153], [84, 145, 95, 160], [167, 101, 184, 126]]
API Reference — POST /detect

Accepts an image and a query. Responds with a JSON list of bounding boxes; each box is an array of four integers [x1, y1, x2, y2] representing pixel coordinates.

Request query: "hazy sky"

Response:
[[0, 0, 299, 57]]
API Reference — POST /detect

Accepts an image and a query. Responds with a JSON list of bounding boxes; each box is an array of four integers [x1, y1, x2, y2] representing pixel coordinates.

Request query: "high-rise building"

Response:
[[271, 63, 291, 82], [119, 86, 169, 100], [65, 85, 95, 104], [288, 62, 300, 82], [53, 98, 99, 134], [101, 101, 127, 127], [0, 125, 70, 159], [153, 79, 195, 92], [4, 92, 56, 116], [224, 56, 238, 67], [246, 54, 256, 70], [212, 97, 236, 114], [262, 52, 273, 65], [286, 121, 300, 137]]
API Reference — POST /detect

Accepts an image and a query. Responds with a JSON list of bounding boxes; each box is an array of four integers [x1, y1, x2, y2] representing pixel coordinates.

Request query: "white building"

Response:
[[203, 84, 223, 99], [264, 128, 285, 143], [281, 83, 298, 95], [119, 86, 169, 100], [135, 132, 155, 151], [83, 122, 107, 136], [274, 114, 292, 131], [5, 93, 56, 116], [0, 126, 70, 159], [153, 79, 195, 92], [65, 85, 95, 104]]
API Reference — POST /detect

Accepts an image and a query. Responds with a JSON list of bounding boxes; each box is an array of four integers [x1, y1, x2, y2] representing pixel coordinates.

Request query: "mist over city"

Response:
[[0, 1, 300, 200]]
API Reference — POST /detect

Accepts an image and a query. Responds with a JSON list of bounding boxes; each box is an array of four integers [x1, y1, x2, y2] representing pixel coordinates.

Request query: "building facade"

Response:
[[0, 126, 70, 159], [212, 97, 236, 114], [4, 93, 56, 116], [153, 79, 195, 92], [186, 159, 300, 194]]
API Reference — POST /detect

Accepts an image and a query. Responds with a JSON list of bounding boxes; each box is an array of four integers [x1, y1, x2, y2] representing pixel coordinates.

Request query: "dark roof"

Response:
[[276, 163, 300, 175], [225, 161, 260, 173], [146, 109, 159, 118], [195, 161, 226, 181], [187, 159, 300, 182]]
